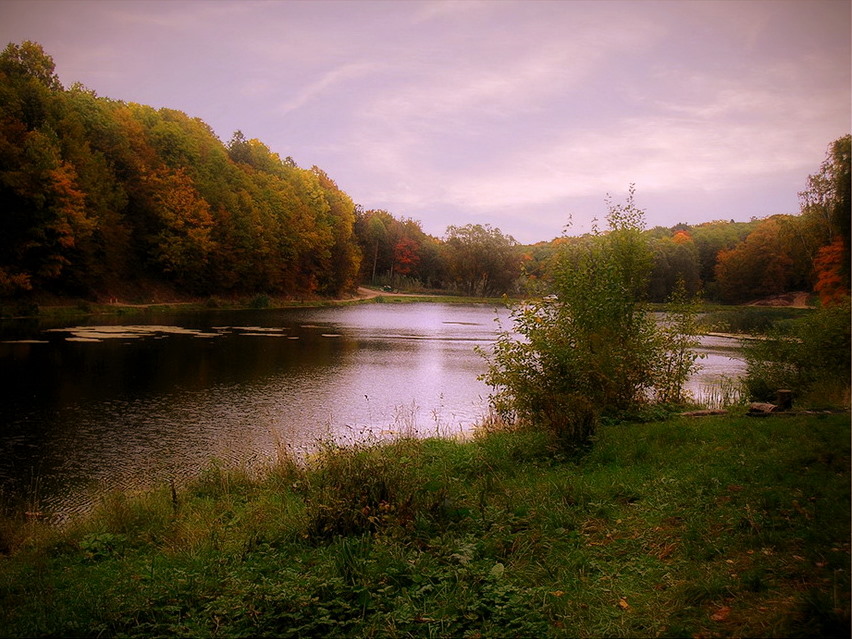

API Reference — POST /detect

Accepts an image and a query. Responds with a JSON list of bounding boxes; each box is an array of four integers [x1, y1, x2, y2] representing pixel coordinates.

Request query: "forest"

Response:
[[1, 41, 849, 306]]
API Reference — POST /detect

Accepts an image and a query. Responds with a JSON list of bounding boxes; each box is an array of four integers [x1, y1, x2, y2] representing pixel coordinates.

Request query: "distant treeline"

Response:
[[1, 42, 849, 304]]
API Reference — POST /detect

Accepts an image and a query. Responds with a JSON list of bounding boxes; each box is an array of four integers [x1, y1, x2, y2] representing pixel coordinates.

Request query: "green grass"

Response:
[[1, 414, 849, 637], [1, 291, 506, 321]]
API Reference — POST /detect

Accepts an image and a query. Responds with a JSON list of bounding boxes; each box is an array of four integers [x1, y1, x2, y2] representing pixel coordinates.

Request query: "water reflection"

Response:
[[0, 304, 508, 518], [0, 303, 745, 519]]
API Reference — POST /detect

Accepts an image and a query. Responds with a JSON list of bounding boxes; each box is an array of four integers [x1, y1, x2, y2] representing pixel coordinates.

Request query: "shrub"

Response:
[[652, 280, 703, 405], [742, 299, 851, 405], [302, 440, 456, 540], [481, 187, 701, 451], [250, 293, 270, 309]]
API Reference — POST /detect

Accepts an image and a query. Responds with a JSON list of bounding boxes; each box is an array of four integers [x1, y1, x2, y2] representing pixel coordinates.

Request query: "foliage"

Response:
[[481, 187, 701, 451], [799, 134, 851, 293], [0, 414, 848, 638], [689, 219, 758, 298], [442, 223, 522, 297], [648, 230, 701, 302], [353, 209, 448, 291], [813, 238, 848, 307], [0, 41, 362, 300], [742, 300, 851, 405], [1, 40, 847, 310], [652, 280, 704, 404], [714, 217, 797, 303]]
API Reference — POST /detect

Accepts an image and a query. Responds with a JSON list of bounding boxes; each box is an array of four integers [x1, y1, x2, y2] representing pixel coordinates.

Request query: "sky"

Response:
[[1, 0, 849, 244]]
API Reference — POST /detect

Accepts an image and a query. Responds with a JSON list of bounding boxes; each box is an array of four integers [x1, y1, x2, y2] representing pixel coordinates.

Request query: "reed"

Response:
[[697, 375, 745, 409]]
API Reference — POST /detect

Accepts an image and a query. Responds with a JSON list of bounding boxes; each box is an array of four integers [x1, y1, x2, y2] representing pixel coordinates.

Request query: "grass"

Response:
[[0, 413, 849, 637], [0, 290, 507, 322]]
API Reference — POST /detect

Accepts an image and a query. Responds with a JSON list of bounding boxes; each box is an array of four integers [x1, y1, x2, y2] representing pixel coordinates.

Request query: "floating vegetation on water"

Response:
[[240, 332, 287, 337], [42, 324, 303, 341], [46, 325, 215, 340]]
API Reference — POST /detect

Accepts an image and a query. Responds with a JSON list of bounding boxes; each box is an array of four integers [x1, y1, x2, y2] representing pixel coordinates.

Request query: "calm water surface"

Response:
[[0, 303, 745, 519]]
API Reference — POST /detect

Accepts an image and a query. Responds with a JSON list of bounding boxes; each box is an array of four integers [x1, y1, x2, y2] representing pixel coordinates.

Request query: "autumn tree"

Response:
[[688, 220, 756, 298], [310, 166, 361, 295], [799, 135, 851, 304], [714, 217, 796, 303], [813, 239, 847, 306], [0, 41, 364, 301], [141, 168, 215, 288], [393, 236, 420, 277], [0, 42, 98, 293]]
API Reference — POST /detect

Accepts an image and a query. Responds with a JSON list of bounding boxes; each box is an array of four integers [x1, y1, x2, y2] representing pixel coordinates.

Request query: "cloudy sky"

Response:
[[1, 0, 849, 243]]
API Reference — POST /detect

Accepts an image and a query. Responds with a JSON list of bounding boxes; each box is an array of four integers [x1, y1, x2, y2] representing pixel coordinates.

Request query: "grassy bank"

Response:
[[0, 289, 507, 322], [1, 413, 848, 637]]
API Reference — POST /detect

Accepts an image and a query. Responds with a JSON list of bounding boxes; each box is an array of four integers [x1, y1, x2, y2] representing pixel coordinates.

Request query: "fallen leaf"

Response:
[[550, 590, 565, 597], [618, 598, 630, 610], [710, 606, 732, 622]]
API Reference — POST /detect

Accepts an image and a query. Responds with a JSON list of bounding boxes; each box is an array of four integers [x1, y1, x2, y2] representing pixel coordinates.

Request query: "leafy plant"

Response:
[[480, 187, 701, 450], [652, 279, 703, 404], [79, 532, 126, 560], [742, 299, 850, 405]]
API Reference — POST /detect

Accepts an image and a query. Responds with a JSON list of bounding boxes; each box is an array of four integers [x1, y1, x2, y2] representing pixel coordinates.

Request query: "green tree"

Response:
[[648, 230, 701, 302], [366, 214, 387, 284], [442, 224, 521, 296]]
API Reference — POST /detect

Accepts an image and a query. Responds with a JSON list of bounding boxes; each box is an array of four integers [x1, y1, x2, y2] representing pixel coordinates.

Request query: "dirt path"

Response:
[[746, 291, 812, 308], [354, 287, 433, 300]]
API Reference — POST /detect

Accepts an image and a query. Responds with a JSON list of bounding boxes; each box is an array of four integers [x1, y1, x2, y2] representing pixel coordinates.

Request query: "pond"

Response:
[[0, 302, 745, 520]]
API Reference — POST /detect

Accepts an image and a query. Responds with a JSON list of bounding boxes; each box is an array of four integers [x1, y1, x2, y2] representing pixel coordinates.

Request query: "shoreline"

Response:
[[0, 287, 509, 322]]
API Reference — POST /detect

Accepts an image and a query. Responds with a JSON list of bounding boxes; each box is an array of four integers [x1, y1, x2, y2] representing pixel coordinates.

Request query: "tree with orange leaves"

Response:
[[813, 238, 848, 306]]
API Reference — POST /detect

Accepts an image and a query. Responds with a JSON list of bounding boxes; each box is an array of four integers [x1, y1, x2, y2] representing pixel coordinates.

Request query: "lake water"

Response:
[[0, 303, 745, 520]]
